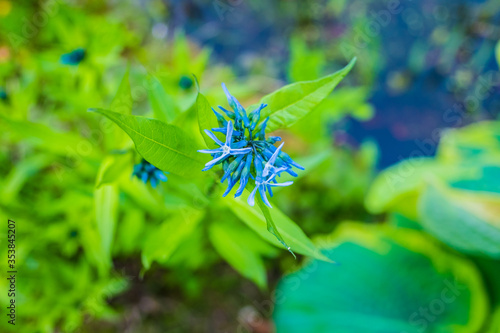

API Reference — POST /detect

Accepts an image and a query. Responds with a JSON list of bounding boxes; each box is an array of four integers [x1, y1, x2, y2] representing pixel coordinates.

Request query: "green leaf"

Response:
[[225, 193, 331, 262], [147, 74, 177, 122], [110, 68, 133, 115], [256, 197, 295, 258], [418, 180, 500, 258], [259, 57, 356, 133], [274, 223, 488, 333], [364, 158, 441, 218], [95, 153, 131, 188], [209, 221, 268, 289], [196, 89, 219, 148], [94, 184, 119, 269], [89, 108, 205, 177], [142, 208, 204, 269]]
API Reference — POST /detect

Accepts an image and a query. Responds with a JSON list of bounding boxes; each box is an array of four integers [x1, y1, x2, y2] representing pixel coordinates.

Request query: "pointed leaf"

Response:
[[89, 108, 205, 177], [225, 193, 331, 262], [259, 57, 356, 132]]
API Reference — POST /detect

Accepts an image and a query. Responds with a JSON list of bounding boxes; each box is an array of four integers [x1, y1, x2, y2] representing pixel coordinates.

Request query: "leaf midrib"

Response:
[[102, 110, 203, 163], [263, 72, 344, 119]]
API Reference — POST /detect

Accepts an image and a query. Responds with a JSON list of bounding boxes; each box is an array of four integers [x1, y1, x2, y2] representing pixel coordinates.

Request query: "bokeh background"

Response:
[[1, 0, 500, 332]]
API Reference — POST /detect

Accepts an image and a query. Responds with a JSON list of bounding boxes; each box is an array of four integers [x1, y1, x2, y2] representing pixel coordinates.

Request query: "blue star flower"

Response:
[[60, 48, 86, 65], [198, 83, 304, 207], [198, 120, 252, 171], [132, 159, 168, 188]]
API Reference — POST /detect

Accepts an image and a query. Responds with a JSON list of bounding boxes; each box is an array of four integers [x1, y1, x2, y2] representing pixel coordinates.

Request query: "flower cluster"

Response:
[[198, 83, 304, 208], [132, 159, 168, 188], [60, 48, 86, 66]]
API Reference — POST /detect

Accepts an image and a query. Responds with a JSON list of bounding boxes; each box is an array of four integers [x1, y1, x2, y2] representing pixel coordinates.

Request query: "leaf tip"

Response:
[[192, 74, 200, 93]]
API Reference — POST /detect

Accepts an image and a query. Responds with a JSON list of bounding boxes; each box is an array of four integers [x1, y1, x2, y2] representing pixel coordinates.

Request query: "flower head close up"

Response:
[[132, 159, 168, 188], [198, 83, 304, 208]]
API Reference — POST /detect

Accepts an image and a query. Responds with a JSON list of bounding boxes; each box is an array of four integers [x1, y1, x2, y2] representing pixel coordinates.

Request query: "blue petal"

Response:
[[269, 181, 293, 187], [222, 177, 237, 197], [203, 153, 229, 170], [247, 186, 259, 206], [156, 171, 168, 182], [218, 106, 236, 119], [225, 121, 233, 146], [258, 185, 272, 208], [204, 129, 224, 146], [229, 147, 252, 155], [198, 147, 224, 154], [150, 177, 158, 188]]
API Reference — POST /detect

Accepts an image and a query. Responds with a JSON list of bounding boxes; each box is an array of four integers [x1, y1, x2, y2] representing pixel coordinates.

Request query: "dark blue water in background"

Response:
[[166, 0, 500, 168]]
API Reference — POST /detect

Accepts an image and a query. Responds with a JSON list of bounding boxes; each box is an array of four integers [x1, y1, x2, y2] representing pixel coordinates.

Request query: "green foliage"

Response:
[[209, 219, 277, 289], [226, 193, 331, 262], [196, 90, 220, 148], [366, 122, 500, 259], [274, 223, 488, 333], [258, 57, 356, 133], [89, 108, 205, 177], [6, 2, 498, 332]]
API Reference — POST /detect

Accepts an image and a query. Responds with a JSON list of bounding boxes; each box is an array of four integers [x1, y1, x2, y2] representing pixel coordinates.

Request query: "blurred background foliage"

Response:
[[0, 0, 499, 332]]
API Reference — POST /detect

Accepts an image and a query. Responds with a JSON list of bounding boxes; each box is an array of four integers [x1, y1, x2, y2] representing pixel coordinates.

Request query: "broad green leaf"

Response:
[[365, 158, 438, 216], [89, 108, 205, 177], [225, 193, 331, 262], [418, 180, 500, 258], [196, 90, 220, 148], [110, 69, 132, 115], [259, 57, 356, 133], [365, 157, 468, 219], [142, 208, 204, 269], [147, 74, 177, 122], [95, 153, 131, 188], [209, 221, 268, 289], [274, 223, 488, 333], [94, 184, 119, 268]]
